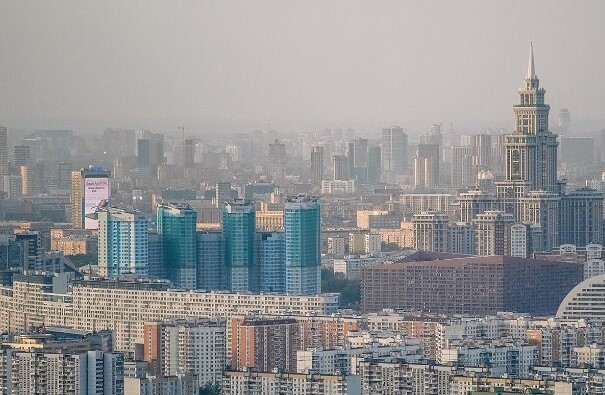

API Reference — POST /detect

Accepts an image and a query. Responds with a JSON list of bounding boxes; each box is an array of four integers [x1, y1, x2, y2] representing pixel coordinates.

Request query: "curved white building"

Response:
[[557, 273, 605, 322]]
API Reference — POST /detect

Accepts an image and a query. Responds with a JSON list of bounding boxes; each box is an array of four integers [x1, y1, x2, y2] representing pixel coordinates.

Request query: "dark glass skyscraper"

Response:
[[157, 202, 197, 289]]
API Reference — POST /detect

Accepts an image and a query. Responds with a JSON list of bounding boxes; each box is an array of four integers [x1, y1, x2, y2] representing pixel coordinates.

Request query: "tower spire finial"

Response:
[[527, 42, 536, 79]]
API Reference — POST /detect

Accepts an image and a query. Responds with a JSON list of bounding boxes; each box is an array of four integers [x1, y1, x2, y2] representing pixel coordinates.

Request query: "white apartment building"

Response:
[[439, 341, 537, 377], [124, 375, 197, 395], [296, 342, 421, 375], [223, 371, 359, 395], [147, 320, 226, 388], [0, 348, 123, 395], [364, 234, 381, 254], [326, 236, 345, 256], [0, 276, 339, 356]]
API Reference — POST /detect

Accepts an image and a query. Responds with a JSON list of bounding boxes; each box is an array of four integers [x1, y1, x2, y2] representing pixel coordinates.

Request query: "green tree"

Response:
[[199, 382, 221, 395], [321, 268, 360, 307]]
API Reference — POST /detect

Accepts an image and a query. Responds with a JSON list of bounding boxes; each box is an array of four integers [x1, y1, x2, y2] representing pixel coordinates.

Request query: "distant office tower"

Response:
[[560, 188, 604, 247], [143, 319, 226, 389], [448, 222, 474, 254], [103, 128, 136, 157], [333, 155, 350, 180], [98, 206, 149, 277], [285, 195, 321, 295], [223, 200, 257, 291], [258, 231, 286, 293], [268, 139, 287, 179], [197, 230, 224, 290], [215, 181, 236, 204], [451, 146, 475, 187], [231, 316, 300, 372], [157, 202, 198, 289], [381, 126, 408, 177], [420, 123, 443, 147], [472, 134, 492, 171], [497, 43, 559, 214], [19, 163, 45, 196], [56, 161, 72, 188], [368, 146, 381, 182], [137, 133, 165, 173], [348, 137, 369, 183], [13, 145, 30, 167], [559, 108, 570, 134], [3, 175, 22, 199], [0, 125, 7, 192], [70, 166, 111, 229], [183, 138, 195, 167], [310, 146, 324, 185], [412, 211, 450, 252], [519, 191, 560, 251], [414, 144, 440, 189], [473, 210, 514, 256]]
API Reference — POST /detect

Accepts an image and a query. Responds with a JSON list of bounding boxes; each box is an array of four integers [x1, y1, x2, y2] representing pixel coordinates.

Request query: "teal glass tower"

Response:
[[156, 202, 197, 289], [284, 195, 321, 294], [222, 200, 257, 291]]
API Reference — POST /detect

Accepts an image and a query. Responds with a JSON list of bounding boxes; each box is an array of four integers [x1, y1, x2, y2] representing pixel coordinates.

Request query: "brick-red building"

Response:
[[361, 251, 583, 315]]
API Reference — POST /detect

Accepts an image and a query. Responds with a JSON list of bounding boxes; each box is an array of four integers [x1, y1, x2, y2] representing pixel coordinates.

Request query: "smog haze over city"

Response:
[[1, 1, 605, 135]]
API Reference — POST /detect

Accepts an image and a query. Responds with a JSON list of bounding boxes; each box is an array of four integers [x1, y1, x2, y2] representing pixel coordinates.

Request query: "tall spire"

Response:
[[527, 42, 536, 79]]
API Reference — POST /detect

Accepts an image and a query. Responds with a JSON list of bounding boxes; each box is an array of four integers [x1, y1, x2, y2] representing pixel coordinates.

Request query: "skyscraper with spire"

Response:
[[496, 43, 560, 220]]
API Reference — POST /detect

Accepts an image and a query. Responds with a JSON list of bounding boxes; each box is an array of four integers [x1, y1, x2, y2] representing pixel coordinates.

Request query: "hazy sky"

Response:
[[1, 1, 604, 134]]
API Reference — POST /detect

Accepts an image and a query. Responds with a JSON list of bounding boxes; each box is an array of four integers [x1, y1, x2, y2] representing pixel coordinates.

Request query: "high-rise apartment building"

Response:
[[231, 316, 300, 372], [20, 163, 45, 196], [223, 200, 257, 291], [412, 211, 449, 252], [12, 145, 31, 167], [0, 349, 124, 395], [458, 190, 498, 223], [451, 146, 475, 187], [258, 231, 286, 293], [414, 144, 440, 189], [284, 195, 321, 295], [367, 145, 382, 182], [348, 137, 369, 183], [560, 188, 604, 247], [332, 154, 350, 181], [143, 319, 226, 389], [98, 206, 150, 277], [448, 222, 474, 255], [473, 210, 514, 256], [157, 202, 197, 289], [71, 166, 111, 229], [197, 230, 224, 290], [519, 190, 560, 251], [381, 126, 408, 178], [472, 133, 492, 171]]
